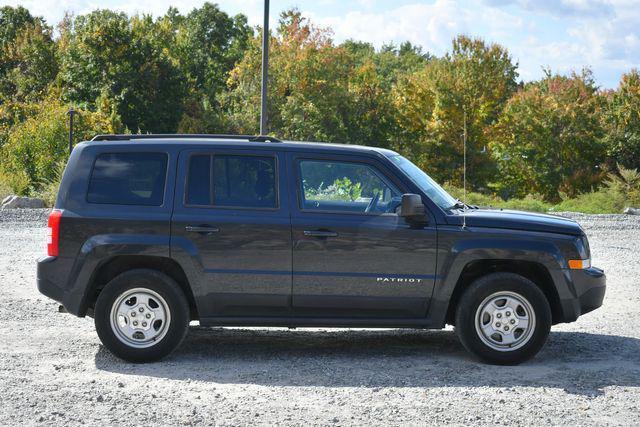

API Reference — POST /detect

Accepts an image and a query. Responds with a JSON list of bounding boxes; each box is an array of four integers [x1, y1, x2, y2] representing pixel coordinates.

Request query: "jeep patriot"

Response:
[[37, 134, 606, 364]]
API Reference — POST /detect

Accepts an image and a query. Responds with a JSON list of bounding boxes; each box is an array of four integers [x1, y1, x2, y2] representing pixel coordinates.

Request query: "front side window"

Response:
[[87, 152, 167, 206], [186, 154, 277, 209], [299, 160, 401, 214]]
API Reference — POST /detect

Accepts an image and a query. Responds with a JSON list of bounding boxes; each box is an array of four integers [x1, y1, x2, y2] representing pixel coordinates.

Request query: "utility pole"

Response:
[[260, 0, 269, 136], [67, 107, 78, 155], [462, 109, 467, 229]]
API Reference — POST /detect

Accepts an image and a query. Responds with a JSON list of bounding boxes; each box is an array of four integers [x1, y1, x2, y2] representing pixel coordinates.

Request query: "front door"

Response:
[[289, 153, 438, 318], [171, 148, 291, 318]]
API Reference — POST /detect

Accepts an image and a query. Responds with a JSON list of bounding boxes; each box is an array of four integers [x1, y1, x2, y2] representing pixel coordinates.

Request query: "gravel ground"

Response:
[[1, 209, 639, 426]]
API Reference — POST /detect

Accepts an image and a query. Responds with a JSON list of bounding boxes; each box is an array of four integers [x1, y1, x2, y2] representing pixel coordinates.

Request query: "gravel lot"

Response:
[[1, 209, 639, 426]]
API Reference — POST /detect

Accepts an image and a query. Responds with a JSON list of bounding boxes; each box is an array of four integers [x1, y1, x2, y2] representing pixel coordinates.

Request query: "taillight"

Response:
[[47, 209, 63, 257]]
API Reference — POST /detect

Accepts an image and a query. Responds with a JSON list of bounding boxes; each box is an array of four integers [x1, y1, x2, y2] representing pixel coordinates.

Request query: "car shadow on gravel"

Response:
[[95, 328, 640, 396]]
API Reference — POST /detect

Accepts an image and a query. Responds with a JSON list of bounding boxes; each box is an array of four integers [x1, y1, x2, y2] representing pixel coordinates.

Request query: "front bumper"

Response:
[[560, 266, 606, 322]]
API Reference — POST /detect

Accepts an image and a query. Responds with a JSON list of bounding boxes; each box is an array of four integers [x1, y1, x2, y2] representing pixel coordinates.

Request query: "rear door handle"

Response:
[[185, 225, 220, 235], [303, 230, 338, 238]]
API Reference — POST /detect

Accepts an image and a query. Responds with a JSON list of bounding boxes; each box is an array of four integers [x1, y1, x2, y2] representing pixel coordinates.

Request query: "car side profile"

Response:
[[37, 134, 606, 364]]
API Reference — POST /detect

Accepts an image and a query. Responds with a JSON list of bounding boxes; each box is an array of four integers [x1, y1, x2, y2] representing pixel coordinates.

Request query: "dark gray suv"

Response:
[[37, 134, 605, 364]]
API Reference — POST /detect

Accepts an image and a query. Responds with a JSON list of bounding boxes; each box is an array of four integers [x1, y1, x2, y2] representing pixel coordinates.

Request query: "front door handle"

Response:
[[303, 230, 338, 238], [185, 225, 220, 235]]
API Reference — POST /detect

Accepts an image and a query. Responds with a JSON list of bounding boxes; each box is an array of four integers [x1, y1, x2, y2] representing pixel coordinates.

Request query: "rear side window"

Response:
[[87, 152, 168, 206], [186, 154, 277, 209]]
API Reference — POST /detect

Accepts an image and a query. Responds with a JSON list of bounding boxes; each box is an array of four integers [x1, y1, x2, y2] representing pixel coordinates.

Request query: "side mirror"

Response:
[[399, 193, 427, 225]]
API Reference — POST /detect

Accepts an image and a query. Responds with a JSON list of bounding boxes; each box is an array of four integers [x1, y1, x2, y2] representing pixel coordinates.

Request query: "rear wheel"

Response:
[[455, 272, 551, 365], [95, 269, 189, 362]]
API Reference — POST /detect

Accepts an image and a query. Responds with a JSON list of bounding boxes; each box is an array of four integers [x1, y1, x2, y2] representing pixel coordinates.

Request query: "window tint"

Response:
[[214, 156, 276, 208], [186, 155, 211, 205], [185, 154, 277, 209], [299, 160, 400, 214], [87, 152, 167, 206]]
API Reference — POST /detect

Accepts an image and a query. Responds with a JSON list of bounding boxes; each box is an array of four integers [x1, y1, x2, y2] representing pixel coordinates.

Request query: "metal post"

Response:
[[67, 107, 77, 155], [260, 0, 269, 136]]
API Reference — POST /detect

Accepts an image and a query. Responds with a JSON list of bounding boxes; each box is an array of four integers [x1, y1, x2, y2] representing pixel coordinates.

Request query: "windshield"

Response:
[[389, 155, 458, 210]]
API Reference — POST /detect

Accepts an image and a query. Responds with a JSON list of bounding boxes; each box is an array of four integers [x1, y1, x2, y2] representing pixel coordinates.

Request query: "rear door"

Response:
[[171, 148, 291, 318], [288, 152, 438, 318]]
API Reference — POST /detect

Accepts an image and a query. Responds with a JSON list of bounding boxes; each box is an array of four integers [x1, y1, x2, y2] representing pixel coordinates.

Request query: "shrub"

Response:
[[33, 160, 66, 206], [500, 194, 550, 213], [0, 168, 29, 197], [443, 184, 502, 207], [605, 166, 640, 207], [552, 188, 625, 214], [0, 97, 121, 193]]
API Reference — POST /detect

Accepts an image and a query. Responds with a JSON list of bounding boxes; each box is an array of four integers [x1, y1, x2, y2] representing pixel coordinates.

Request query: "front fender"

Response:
[[427, 227, 576, 327]]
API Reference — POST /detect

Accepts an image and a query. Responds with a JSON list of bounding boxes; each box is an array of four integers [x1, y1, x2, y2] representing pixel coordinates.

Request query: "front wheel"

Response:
[[455, 272, 551, 365], [94, 269, 190, 362]]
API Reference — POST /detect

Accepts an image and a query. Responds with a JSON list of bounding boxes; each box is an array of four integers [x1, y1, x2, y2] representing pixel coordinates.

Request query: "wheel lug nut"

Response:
[[139, 307, 144, 313], [142, 322, 147, 327], [497, 314, 502, 318], [510, 319, 516, 324], [504, 326, 510, 331], [145, 313, 151, 319], [506, 311, 511, 316], [131, 312, 136, 317], [133, 321, 138, 326], [496, 322, 501, 327]]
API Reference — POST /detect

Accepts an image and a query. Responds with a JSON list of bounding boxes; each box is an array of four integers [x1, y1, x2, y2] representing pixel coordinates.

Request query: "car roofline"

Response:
[[84, 134, 400, 157]]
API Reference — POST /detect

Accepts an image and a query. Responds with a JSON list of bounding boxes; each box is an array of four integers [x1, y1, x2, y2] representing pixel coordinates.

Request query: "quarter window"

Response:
[[186, 154, 277, 209], [87, 152, 167, 206], [298, 160, 401, 214]]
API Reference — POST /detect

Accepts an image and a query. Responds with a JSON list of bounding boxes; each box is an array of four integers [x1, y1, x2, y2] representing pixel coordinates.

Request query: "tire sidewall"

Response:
[[456, 273, 552, 365], [95, 269, 189, 363]]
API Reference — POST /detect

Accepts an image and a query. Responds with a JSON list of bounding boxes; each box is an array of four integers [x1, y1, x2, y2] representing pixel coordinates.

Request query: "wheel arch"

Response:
[[444, 259, 562, 326], [83, 255, 199, 320]]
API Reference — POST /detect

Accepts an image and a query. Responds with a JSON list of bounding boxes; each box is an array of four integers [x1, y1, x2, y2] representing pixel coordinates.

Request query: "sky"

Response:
[[2, 0, 639, 88]]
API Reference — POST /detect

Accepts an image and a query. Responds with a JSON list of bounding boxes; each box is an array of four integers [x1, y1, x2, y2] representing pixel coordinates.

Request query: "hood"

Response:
[[447, 209, 583, 236]]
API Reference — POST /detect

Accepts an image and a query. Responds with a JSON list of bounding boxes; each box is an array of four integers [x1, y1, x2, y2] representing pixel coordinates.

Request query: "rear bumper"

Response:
[[37, 256, 84, 316], [560, 266, 606, 322]]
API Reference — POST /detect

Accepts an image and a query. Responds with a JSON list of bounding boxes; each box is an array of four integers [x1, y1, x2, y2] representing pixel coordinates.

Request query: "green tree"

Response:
[[0, 7, 57, 102], [59, 9, 186, 132], [602, 69, 640, 170], [177, 3, 250, 103], [224, 9, 396, 146], [172, 3, 251, 132], [490, 70, 606, 200], [0, 6, 40, 49], [393, 35, 518, 187]]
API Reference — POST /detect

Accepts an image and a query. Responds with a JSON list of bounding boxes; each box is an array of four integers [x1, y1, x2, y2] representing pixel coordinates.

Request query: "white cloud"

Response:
[[304, 0, 472, 54], [483, 0, 614, 18]]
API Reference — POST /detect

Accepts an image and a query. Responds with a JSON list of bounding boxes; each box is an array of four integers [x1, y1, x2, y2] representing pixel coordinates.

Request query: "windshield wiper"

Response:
[[449, 200, 466, 210], [448, 199, 479, 210]]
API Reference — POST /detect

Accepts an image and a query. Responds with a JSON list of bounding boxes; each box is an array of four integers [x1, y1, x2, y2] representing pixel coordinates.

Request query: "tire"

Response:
[[94, 269, 190, 363], [455, 272, 551, 365]]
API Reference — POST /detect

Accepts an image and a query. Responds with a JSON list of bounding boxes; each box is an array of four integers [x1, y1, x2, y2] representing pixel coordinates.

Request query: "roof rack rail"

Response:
[[248, 135, 282, 142], [91, 134, 282, 142]]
